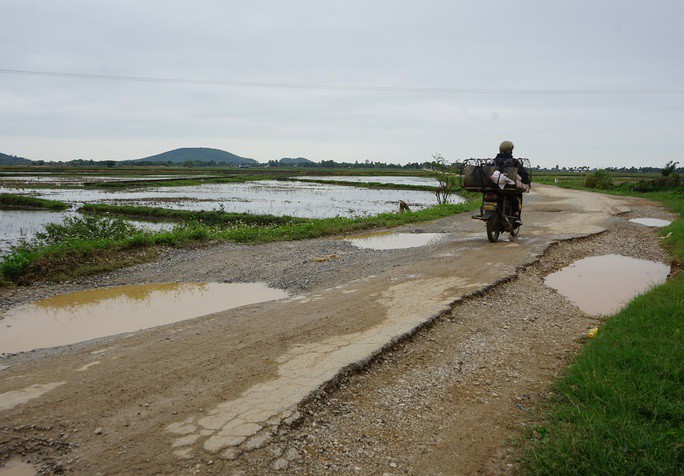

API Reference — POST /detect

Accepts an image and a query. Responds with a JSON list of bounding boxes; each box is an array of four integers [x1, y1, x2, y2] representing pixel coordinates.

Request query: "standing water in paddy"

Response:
[[0, 210, 173, 255], [0, 209, 74, 255], [1, 180, 461, 218], [0, 178, 464, 252]]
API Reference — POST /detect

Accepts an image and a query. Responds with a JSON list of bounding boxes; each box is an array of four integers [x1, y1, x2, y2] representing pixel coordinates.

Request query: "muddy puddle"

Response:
[[629, 218, 672, 227], [346, 232, 447, 250], [544, 254, 669, 315], [0, 459, 36, 476], [0, 283, 288, 354]]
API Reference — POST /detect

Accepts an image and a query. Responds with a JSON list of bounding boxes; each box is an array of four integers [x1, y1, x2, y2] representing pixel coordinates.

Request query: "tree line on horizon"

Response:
[[1, 151, 680, 174]]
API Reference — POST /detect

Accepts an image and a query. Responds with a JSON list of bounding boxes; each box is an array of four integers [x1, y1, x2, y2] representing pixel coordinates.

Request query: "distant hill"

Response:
[[130, 148, 258, 165], [280, 157, 314, 165], [0, 152, 32, 165]]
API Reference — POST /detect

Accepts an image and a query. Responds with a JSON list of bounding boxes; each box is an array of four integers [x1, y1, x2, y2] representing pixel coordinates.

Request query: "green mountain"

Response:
[[280, 157, 314, 165], [0, 152, 32, 165], [130, 147, 258, 165]]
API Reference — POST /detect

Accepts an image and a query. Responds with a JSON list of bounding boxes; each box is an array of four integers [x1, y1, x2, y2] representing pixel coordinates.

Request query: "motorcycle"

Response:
[[475, 189, 521, 242], [461, 158, 531, 242]]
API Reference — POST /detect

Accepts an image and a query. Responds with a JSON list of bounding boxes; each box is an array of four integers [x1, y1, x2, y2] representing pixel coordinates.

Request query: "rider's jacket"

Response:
[[493, 152, 531, 185]]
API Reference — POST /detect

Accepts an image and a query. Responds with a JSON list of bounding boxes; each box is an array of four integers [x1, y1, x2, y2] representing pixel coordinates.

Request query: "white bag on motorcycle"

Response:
[[489, 170, 516, 190]]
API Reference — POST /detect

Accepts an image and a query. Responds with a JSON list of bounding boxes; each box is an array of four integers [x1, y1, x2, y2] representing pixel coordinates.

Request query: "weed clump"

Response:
[[1, 215, 144, 284], [36, 215, 139, 245], [584, 169, 614, 189]]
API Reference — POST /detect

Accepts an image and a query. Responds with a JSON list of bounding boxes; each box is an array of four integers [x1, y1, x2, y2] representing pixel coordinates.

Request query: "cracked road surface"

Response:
[[0, 186, 655, 473]]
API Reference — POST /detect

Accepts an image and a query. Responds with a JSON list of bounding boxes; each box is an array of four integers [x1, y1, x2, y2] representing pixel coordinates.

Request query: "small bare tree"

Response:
[[662, 161, 679, 177], [432, 153, 458, 204]]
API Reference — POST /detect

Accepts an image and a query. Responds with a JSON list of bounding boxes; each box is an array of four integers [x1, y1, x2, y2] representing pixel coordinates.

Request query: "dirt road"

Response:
[[0, 186, 674, 474]]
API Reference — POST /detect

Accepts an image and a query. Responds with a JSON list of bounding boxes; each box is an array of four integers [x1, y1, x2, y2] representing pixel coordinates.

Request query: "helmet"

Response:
[[499, 141, 514, 153]]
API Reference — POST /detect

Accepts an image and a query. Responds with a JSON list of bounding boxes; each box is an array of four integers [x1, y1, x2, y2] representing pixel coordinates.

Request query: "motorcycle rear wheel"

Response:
[[486, 215, 501, 242]]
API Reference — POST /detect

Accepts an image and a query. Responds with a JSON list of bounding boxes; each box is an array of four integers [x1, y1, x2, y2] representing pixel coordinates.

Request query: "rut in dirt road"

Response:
[[0, 186, 672, 474], [234, 215, 672, 475]]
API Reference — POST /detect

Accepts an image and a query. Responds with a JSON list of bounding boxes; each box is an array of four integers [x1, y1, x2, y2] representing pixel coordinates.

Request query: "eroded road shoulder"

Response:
[[0, 186, 671, 474]]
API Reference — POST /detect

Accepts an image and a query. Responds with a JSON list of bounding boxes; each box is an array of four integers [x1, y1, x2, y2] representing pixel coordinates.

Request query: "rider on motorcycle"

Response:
[[493, 141, 530, 224]]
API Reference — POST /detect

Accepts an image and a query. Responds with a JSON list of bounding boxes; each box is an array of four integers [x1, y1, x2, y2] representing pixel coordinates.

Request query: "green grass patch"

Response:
[[0, 193, 69, 211], [2, 198, 478, 285], [79, 203, 309, 227], [523, 190, 684, 475], [218, 201, 477, 244], [525, 276, 684, 475]]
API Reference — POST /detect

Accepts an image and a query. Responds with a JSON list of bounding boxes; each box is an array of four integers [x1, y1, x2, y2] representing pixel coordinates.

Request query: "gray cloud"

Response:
[[1, 0, 682, 167]]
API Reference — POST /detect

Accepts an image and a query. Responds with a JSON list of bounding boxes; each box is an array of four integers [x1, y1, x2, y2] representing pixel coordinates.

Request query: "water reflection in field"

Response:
[[0, 178, 462, 254], [0, 210, 73, 253], [0, 174, 210, 185], [2, 180, 455, 218], [0, 210, 173, 255], [296, 175, 438, 187]]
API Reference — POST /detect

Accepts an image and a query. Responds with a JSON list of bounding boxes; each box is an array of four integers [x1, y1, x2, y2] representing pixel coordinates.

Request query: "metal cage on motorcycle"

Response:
[[460, 158, 531, 193]]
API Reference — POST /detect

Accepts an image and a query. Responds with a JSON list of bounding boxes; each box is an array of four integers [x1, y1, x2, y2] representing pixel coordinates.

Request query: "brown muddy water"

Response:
[[629, 218, 672, 227], [0, 459, 36, 476], [0, 283, 288, 354], [346, 232, 448, 250], [544, 254, 669, 315]]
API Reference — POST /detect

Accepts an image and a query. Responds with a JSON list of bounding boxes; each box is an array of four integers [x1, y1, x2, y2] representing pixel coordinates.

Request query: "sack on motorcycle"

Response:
[[463, 165, 519, 191]]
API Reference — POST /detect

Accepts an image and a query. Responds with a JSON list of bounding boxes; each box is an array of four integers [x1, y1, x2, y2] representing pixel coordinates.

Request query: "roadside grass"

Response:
[[0, 193, 69, 211], [523, 187, 683, 475], [650, 191, 684, 264], [1, 198, 478, 285], [525, 275, 684, 475]]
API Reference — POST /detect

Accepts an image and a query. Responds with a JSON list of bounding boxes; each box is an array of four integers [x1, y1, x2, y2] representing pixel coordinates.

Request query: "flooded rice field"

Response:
[[0, 282, 288, 354], [1, 179, 451, 218], [296, 175, 438, 187], [1, 174, 456, 254], [0, 174, 211, 185], [544, 254, 669, 315], [0, 210, 73, 253], [346, 231, 448, 250], [629, 218, 672, 227], [0, 210, 173, 255]]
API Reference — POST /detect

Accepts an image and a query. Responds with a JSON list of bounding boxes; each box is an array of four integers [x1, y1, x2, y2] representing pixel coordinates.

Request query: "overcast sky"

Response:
[[1, 0, 682, 167]]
